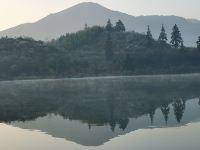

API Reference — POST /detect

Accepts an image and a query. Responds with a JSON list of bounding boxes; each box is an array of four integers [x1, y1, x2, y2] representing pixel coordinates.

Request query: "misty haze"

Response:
[[0, 1, 200, 150]]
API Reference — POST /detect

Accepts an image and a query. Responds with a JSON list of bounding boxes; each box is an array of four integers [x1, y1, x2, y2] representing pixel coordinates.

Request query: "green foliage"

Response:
[[158, 24, 168, 47], [170, 24, 183, 48], [123, 48, 200, 74], [0, 37, 69, 79], [53, 26, 104, 50], [115, 20, 126, 32], [197, 36, 200, 50]]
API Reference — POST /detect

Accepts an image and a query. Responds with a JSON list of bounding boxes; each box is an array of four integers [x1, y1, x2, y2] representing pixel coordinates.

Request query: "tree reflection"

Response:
[[149, 110, 155, 125], [0, 80, 199, 132], [88, 123, 92, 130], [107, 92, 117, 132], [119, 118, 129, 130], [1, 76, 200, 147], [148, 103, 156, 125], [161, 104, 170, 125], [109, 120, 116, 132], [173, 98, 186, 123]]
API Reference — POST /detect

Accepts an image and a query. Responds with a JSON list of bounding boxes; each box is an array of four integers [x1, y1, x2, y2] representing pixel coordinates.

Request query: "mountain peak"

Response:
[[67, 2, 107, 10], [74, 2, 103, 6], [0, 2, 200, 46], [75, 2, 103, 7]]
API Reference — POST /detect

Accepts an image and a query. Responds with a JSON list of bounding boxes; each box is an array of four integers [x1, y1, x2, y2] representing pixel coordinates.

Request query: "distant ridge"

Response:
[[0, 2, 200, 46]]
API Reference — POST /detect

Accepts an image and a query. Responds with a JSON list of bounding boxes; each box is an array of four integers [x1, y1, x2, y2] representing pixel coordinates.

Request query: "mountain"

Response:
[[0, 2, 200, 46]]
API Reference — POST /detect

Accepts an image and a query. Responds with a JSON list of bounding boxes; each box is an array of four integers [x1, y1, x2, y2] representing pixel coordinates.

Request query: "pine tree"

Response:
[[170, 24, 183, 48], [84, 23, 88, 30], [106, 19, 113, 32], [158, 24, 168, 47], [146, 25, 153, 47], [115, 20, 126, 32], [196, 36, 200, 50], [105, 32, 113, 60]]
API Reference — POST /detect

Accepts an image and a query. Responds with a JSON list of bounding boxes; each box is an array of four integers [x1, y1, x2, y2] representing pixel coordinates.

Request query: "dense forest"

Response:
[[0, 20, 200, 80]]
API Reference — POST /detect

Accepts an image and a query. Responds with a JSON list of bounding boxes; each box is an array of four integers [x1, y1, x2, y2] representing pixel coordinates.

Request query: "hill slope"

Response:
[[0, 27, 200, 80], [0, 2, 200, 46]]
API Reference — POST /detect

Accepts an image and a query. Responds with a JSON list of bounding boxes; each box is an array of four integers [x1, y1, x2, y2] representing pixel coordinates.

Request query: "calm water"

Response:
[[0, 74, 200, 150]]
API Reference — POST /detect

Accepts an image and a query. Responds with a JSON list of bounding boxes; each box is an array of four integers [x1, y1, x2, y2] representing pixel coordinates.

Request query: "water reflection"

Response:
[[173, 99, 186, 123], [160, 103, 170, 125], [148, 104, 156, 125], [7, 98, 199, 146], [0, 75, 200, 146]]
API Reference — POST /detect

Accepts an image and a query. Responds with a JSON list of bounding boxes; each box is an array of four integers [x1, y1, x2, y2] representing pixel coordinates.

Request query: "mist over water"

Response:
[[0, 74, 200, 149], [0, 1, 200, 149]]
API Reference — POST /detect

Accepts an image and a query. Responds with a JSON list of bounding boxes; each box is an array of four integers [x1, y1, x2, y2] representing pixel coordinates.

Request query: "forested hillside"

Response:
[[0, 23, 200, 80]]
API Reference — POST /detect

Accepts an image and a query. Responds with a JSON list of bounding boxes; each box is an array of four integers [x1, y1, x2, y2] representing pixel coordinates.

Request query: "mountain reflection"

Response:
[[0, 76, 200, 145]]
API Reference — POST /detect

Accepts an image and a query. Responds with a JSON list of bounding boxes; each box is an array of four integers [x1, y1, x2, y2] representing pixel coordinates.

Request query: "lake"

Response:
[[0, 74, 200, 150]]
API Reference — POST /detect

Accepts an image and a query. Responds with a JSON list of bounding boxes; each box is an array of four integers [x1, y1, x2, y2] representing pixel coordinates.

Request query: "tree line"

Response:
[[104, 19, 200, 58], [104, 19, 126, 60], [1, 19, 200, 80]]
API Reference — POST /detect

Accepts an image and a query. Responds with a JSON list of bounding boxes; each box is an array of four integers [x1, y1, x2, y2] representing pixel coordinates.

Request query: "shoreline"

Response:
[[1, 72, 200, 83]]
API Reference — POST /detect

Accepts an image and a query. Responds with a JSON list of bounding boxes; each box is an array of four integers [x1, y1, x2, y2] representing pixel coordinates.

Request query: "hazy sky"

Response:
[[0, 0, 200, 31]]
